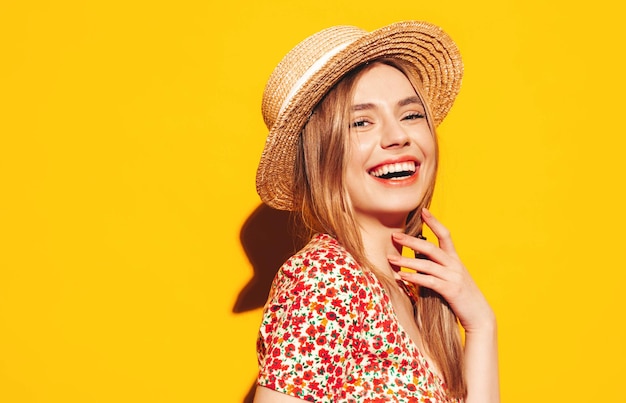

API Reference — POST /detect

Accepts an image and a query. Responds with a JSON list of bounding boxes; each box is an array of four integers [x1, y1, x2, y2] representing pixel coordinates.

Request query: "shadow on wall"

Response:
[[234, 203, 307, 402]]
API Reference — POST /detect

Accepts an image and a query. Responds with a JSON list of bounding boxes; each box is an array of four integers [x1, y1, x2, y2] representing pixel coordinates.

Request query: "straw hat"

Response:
[[257, 21, 463, 211]]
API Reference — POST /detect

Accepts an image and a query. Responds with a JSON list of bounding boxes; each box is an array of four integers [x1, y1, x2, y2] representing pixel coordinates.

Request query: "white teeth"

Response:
[[369, 161, 417, 178]]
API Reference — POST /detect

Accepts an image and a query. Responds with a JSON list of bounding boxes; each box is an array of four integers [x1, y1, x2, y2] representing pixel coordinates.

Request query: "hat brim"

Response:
[[257, 21, 463, 211]]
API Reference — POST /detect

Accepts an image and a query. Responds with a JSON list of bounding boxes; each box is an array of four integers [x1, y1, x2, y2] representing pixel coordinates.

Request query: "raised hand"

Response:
[[387, 208, 495, 333]]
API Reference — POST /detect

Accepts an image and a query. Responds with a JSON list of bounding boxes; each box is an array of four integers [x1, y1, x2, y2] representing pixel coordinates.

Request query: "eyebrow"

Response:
[[351, 102, 376, 111], [351, 96, 423, 111], [398, 96, 423, 107]]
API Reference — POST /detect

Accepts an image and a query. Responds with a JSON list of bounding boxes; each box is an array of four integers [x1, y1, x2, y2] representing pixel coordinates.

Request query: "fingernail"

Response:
[[422, 208, 432, 218]]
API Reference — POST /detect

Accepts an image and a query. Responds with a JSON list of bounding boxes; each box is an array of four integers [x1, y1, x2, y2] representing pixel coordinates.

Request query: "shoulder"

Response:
[[286, 234, 362, 278], [260, 234, 373, 335], [271, 234, 365, 298], [259, 234, 376, 348], [257, 235, 368, 401]]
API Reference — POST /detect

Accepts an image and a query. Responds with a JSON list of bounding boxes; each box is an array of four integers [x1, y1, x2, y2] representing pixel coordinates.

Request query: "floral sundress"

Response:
[[257, 233, 462, 403]]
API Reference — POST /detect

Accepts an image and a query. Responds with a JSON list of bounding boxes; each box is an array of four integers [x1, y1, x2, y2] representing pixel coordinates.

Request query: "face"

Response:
[[345, 63, 436, 227]]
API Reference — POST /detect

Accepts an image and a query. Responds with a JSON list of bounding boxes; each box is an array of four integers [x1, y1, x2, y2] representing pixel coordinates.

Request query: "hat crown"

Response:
[[261, 26, 367, 131]]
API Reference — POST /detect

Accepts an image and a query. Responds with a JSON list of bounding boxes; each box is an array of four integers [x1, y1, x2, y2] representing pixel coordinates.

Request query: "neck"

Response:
[[355, 214, 407, 282]]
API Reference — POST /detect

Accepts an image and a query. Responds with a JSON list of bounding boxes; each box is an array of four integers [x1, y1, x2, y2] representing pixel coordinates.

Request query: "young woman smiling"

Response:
[[253, 22, 499, 403]]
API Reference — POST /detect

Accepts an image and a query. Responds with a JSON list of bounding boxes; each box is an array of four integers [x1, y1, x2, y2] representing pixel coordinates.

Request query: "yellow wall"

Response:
[[2, 0, 625, 402]]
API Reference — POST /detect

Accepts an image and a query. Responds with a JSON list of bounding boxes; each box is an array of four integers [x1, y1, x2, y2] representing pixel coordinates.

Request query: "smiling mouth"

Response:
[[369, 161, 417, 180]]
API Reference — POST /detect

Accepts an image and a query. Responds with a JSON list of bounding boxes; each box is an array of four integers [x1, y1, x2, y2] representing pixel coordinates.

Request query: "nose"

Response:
[[380, 119, 410, 149]]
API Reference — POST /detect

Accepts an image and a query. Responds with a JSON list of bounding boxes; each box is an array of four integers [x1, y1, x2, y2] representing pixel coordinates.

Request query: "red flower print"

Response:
[[316, 335, 327, 345], [268, 357, 281, 371], [298, 341, 314, 355], [340, 267, 354, 281], [372, 335, 383, 350], [285, 343, 296, 358], [278, 378, 286, 389], [365, 363, 379, 373], [320, 262, 332, 273], [256, 234, 461, 403], [318, 348, 331, 363], [270, 304, 281, 312]]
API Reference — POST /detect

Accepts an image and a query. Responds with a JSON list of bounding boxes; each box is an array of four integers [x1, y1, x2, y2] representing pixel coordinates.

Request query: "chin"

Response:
[[366, 204, 420, 224]]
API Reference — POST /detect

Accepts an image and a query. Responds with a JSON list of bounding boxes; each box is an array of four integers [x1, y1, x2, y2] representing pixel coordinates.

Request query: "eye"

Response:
[[351, 118, 371, 128], [402, 112, 426, 121]]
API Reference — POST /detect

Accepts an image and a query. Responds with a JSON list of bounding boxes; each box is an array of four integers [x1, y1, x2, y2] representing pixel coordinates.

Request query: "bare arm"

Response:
[[388, 208, 500, 402], [463, 313, 500, 403], [254, 386, 307, 403]]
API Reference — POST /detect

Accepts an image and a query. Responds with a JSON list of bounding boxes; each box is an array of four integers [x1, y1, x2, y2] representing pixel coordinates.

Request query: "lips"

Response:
[[368, 161, 417, 180]]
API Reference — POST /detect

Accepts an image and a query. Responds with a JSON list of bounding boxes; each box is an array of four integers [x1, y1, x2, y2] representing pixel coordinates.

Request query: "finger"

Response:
[[387, 254, 445, 278], [391, 232, 450, 265], [421, 208, 459, 258], [397, 270, 445, 293]]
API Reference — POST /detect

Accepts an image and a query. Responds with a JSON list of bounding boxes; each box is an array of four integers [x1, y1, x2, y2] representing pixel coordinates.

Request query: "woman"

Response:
[[253, 21, 499, 402]]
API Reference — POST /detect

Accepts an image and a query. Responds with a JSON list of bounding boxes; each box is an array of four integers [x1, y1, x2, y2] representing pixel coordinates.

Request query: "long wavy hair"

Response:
[[292, 58, 467, 399]]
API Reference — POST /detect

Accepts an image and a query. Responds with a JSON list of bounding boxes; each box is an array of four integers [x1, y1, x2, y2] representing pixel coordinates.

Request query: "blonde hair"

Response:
[[293, 58, 467, 399]]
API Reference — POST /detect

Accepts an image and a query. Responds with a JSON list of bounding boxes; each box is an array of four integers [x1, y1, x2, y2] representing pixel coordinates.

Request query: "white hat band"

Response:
[[278, 41, 352, 116]]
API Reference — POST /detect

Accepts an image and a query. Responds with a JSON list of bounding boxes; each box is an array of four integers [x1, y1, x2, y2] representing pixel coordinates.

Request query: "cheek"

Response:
[[419, 135, 438, 175], [346, 137, 372, 172], [420, 133, 437, 161]]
